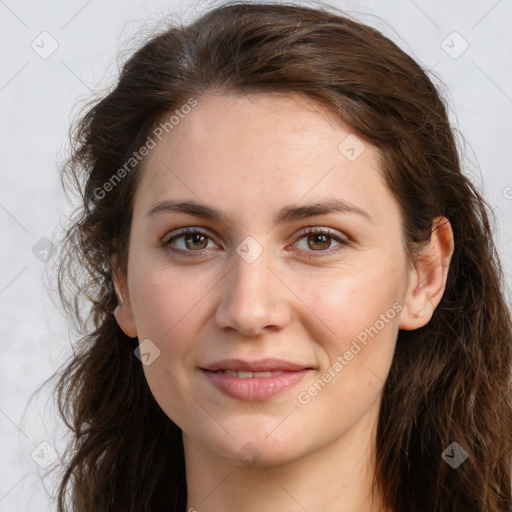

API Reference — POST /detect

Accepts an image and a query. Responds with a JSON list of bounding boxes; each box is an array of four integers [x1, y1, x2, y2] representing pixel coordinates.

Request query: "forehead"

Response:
[[133, 92, 395, 228]]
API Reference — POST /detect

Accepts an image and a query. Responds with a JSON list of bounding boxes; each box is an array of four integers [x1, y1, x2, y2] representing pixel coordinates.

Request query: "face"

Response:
[[115, 92, 423, 469]]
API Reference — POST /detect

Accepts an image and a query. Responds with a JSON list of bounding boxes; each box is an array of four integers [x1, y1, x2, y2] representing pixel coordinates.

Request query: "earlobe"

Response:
[[399, 288, 432, 330], [112, 269, 138, 338], [399, 216, 454, 331]]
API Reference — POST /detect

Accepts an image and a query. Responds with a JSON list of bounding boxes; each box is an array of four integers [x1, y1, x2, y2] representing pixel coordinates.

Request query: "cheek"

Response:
[[129, 262, 218, 413], [303, 261, 404, 338], [129, 261, 212, 343], [293, 259, 403, 393], [291, 273, 400, 436], [130, 265, 210, 429]]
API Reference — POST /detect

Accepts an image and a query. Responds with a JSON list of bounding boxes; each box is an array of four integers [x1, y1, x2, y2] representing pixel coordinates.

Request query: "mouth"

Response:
[[206, 369, 286, 378], [200, 358, 314, 400], [201, 357, 313, 373]]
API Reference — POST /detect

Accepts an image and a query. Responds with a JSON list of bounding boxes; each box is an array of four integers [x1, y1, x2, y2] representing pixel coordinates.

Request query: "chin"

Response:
[[195, 420, 312, 469]]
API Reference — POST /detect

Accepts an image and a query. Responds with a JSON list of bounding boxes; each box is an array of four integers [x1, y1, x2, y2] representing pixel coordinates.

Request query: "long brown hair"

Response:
[[52, 2, 512, 511]]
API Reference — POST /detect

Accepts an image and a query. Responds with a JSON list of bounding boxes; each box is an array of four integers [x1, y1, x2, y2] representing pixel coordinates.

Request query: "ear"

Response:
[[112, 263, 138, 338], [399, 216, 454, 331]]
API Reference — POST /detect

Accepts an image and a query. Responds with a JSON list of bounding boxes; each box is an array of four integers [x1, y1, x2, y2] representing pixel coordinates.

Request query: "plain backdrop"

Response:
[[1, 0, 511, 510]]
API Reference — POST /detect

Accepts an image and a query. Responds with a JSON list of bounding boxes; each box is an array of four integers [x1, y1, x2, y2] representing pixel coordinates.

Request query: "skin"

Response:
[[114, 92, 454, 512]]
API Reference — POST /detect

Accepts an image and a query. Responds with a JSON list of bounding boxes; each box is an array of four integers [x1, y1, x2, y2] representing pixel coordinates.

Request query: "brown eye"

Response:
[[183, 233, 209, 250], [306, 233, 333, 251], [164, 228, 216, 254], [293, 228, 348, 259]]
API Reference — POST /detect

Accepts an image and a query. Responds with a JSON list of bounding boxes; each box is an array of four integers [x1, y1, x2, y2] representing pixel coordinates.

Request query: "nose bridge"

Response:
[[215, 242, 290, 335], [231, 248, 271, 302]]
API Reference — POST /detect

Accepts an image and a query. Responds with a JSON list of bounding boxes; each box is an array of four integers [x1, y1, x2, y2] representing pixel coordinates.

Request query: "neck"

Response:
[[183, 405, 387, 512]]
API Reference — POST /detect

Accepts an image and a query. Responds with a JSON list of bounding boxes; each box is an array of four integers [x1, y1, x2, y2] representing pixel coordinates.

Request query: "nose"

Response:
[[214, 249, 291, 337]]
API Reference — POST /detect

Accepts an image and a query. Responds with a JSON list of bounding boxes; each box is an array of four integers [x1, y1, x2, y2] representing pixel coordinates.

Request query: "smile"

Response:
[[201, 368, 313, 400], [211, 369, 284, 378]]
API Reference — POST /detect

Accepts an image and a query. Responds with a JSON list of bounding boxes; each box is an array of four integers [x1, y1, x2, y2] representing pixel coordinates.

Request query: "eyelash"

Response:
[[162, 227, 349, 259]]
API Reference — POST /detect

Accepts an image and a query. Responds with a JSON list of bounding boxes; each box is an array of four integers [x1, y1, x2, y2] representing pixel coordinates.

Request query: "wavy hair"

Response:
[[52, 2, 512, 511]]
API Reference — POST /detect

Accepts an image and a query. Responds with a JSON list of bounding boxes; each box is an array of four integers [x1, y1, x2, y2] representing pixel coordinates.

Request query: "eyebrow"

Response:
[[146, 198, 373, 224]]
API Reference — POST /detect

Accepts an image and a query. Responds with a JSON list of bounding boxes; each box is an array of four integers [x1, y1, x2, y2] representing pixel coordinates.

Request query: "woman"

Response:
[[53, 1, 512, 511]]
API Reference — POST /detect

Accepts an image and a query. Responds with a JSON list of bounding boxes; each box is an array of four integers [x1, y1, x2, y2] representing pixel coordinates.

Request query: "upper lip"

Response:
[[201, 358, 312, 372]]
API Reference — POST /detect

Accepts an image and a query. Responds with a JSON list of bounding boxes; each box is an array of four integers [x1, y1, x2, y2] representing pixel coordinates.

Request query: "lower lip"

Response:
[[202, 369, 312, 401]]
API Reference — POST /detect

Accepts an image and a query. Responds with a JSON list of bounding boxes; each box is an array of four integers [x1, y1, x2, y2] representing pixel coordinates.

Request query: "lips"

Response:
[[213, 369, 284, 378], [201, 357, 311, 373], [200, 358, 314, 400]]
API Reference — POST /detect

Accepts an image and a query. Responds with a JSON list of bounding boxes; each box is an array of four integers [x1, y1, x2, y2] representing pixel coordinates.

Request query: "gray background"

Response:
[[1, 0, 511, 510]]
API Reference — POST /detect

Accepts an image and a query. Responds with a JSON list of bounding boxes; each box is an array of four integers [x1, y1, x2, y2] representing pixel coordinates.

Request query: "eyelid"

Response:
[[294, 226, 349, 243], [162, 226, 349, 257], [162, 227, 219, 254], [289, 226, 349, 258], [162, 227, 214, 245]]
